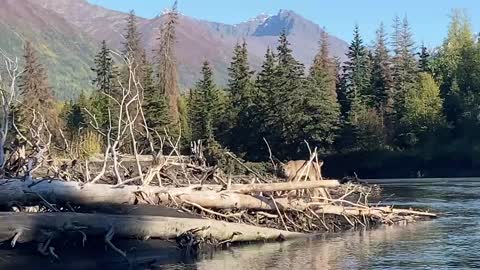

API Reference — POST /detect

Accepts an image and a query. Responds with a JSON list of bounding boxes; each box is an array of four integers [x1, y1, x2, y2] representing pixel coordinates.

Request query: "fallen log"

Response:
[[228, 180, 339, 193], [0, 212, 304, 244], [315, 205, 437, 219], [0, 179, 338, 209], [171, 191, 310, 211]]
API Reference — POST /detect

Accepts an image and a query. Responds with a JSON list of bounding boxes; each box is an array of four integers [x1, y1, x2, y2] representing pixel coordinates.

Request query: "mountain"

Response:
[[2, 0, 349, 98], [0, 0, 98, 99]]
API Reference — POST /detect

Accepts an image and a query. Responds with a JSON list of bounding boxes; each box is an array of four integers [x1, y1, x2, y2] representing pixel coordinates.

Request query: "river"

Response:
[[1, 179, 479, 269]]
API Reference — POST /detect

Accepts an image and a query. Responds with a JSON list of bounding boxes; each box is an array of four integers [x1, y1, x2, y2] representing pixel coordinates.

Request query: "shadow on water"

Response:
[[1, 178, 480, 270]]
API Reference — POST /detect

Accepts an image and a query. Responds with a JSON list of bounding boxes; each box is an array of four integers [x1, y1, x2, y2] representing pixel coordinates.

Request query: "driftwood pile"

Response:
[[0, 151, 437, 260]]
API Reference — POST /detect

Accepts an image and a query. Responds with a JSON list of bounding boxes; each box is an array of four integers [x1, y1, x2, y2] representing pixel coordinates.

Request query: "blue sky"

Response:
[[87, 0, 479, 47]]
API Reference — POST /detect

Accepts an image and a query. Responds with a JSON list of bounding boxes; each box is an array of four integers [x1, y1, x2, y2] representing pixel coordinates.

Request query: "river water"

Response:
[[1, 179, 479, 269], [183, 179, 480, 270]]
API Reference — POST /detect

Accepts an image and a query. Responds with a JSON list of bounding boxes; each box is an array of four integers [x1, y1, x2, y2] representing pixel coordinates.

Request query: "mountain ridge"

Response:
[[2, 0, 349, 98]]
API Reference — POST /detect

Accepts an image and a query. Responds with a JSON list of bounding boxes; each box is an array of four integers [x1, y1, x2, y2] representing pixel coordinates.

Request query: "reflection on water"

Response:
[[1, 179, 480, 269]]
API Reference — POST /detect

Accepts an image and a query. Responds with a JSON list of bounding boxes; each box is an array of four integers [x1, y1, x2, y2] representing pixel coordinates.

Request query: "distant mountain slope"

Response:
[[4, 0, 349, 97], [0, 0, 98, 99]]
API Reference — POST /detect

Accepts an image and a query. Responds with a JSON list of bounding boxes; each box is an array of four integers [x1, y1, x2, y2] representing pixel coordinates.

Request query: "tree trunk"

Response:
[[0, 212, 304, 244], [0, 179, 335, 210]]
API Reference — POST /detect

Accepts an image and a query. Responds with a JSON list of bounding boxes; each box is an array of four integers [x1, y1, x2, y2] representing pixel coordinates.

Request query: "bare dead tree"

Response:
[[0, 49, 22, 175]]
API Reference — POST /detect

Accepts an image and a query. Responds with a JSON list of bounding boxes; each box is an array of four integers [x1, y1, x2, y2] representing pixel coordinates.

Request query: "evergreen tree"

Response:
[[91, 40, 117, 130], [227, 41, 254, 111], [156, 1, 180, 122], [418, 44, 431, 73], [341, 25, 372, 114], [391, 16, 418, 125], [226, 41, 255, 153], [251, 48, 277, 158], [339, 26, 382, 151], [122, 10, 148, 100], [144, 62, 171, 136], [92, 40, 116, 96], [371, 23, 394, 114], [255, 48, 276, 122], [310, 30, 337, 97], [272, 31, 306, 155], [16, 41, 59, 135], [303, 30, 341, 150], [121, 10, 151, 149], [189, 61, 222, 141], [66, 91, 90, 134], [123, 10, 144, 62], [89, 91, 110, 130]]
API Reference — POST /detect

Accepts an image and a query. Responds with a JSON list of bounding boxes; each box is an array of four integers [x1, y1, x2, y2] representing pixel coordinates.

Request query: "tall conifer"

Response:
[[156, 1, 180, 122]]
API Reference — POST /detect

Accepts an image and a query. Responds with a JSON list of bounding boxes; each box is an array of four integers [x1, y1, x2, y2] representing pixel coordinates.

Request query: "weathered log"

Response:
[[228, 180, 339, 193], [0, 179, 336, 209], [172, 191, 310, 211], [0, 179, 435, 219], [315, 205, 437, 218], [0, 180, 309, 211], [0, 212, 304, 244]]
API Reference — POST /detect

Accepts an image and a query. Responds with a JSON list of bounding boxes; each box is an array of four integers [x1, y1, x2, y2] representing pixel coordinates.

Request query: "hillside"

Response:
[[2, 0, 349, 97], [0, 0, 98, 99]]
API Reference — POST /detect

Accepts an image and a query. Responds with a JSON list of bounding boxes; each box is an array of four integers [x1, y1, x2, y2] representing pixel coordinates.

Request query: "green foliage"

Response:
[[419, 45, 432, 73], [400, 73, 445, 147], [71, 130, 103, 160], [178, 95, 192, 146], [65, 91, 90, 133], [266, 31, 307, 157], [371, 23, 394, 116], [436, 10, 475, 125], [391, 16, 419, 144], [89, 91, 110, 131], [92, 40, 117, 96], [225, 41, 256, 154], [341, 25, 372, 111], [16, 41, 61, 138], [189, 61, 223, 141], [143, 63, 172, 135], [302, 31, 341, 151]]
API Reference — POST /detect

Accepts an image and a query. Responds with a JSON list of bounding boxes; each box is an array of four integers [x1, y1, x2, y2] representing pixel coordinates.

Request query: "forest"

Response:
[[3, 7, 479, 178]]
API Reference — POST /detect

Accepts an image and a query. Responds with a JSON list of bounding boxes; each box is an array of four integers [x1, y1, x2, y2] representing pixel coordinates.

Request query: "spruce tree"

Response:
[[92, 40, 116, 96], [371, 23, 394, 114], [156, 1, 180, 122], [255, 48, 276, 121], [144, 63, 171, 135], [122, 10, 148, 100], [391, 16, 418, 124], [226, 41, 255, 153], [303, 30, 341, 150], [16, 41, 59, 135], [66, 91, 90, 134], [418, 44, 431, 73], [227, 41, 254, 111], [341, 24, 372, 113], [91, 40, 117, 130], [273, 31, 306, 154], [310, 30, 337, 97], [189, 61, 221, 141], [339, 26, 381, 151], [123, 10, 144, 62], [253, 48, 277, 158]]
